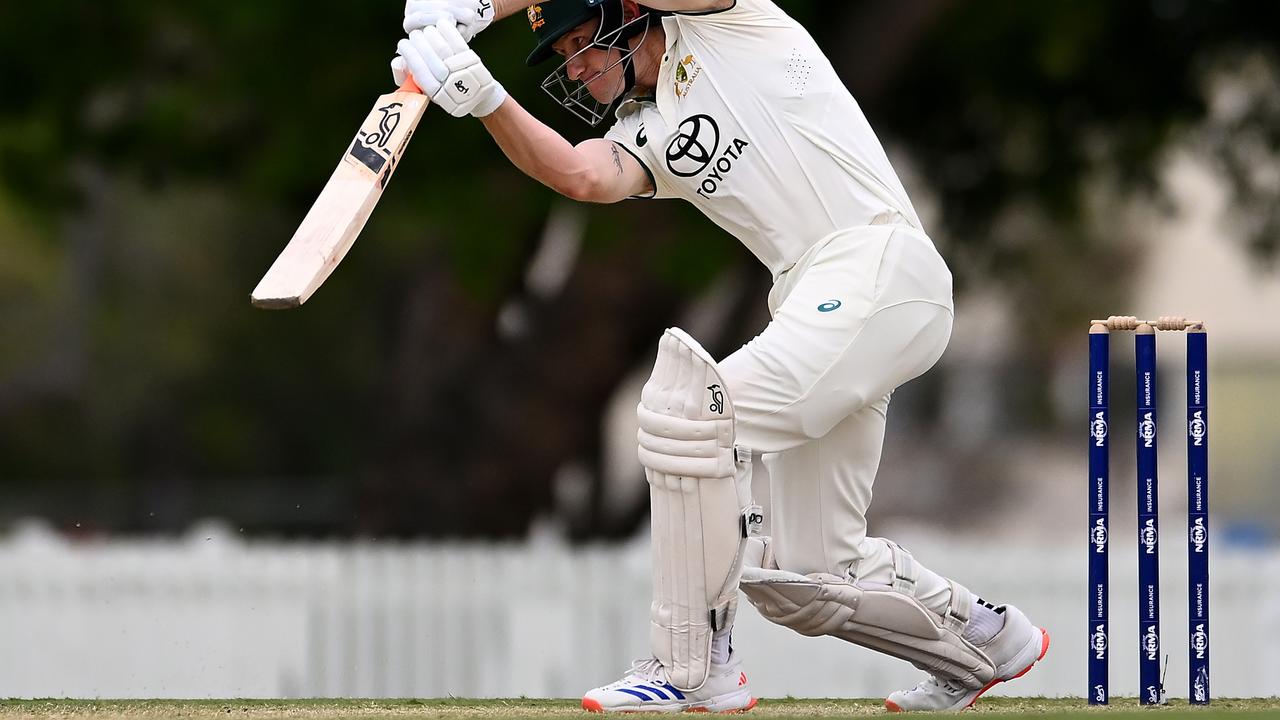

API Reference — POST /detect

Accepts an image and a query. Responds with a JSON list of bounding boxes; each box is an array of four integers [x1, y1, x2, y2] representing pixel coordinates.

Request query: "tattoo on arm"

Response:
[[611, 144, 624, 176]]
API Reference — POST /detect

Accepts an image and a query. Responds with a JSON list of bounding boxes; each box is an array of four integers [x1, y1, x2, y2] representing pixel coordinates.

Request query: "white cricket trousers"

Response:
[[720, 222, 960, 615]]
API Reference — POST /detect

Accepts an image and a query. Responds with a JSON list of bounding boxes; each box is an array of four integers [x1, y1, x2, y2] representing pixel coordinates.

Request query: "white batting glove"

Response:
[[403, 0, 494, 41], [394, 19, 507, 118]]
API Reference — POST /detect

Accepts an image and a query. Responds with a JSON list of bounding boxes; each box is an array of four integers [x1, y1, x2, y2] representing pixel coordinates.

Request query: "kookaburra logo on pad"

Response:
[[707, 384, 725, 415]]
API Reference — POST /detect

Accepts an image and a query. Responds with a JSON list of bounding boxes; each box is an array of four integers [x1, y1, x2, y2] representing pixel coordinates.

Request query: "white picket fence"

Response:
[[1, 520, 1278, 700]]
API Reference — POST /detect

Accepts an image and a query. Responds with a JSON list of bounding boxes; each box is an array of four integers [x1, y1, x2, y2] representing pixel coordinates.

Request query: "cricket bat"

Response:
[[251, 77, 427, 309]]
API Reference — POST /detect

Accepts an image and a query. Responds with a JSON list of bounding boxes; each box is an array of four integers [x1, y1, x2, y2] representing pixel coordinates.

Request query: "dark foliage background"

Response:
[[1, 0, 1277, 538]]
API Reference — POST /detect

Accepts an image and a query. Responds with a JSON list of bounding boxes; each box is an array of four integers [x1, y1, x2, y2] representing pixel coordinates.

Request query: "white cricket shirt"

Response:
[[605, 0, 924, 279]]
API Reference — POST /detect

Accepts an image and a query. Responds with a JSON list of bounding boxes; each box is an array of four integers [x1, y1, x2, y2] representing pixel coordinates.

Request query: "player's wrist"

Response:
[[469, 82, 507, 118]]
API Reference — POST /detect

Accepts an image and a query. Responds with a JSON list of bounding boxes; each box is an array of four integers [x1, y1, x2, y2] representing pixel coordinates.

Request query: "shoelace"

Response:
[[626, 657, 666, 682], [912, 675, 966, 696]]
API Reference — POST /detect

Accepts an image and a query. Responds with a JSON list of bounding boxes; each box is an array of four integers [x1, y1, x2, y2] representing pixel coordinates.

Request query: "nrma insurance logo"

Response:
[[1190, 517, 1208, 553], [1191, 623, 1209, 659], [1091, 411, 1107, 446], [1143, 625, 1159, 661], [1091, 518, 1107, 553], [1141, 518, 1158, 554], [1138, 412, 1156, 447], [1091, 624, 1107, 660], [1189, 410, 1207, 446]]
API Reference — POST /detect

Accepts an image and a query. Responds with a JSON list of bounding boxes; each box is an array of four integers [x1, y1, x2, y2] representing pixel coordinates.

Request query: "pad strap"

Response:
[[943, 580, 972, 635], [889, 541, 919, 596], [637, 406, 735, 478]]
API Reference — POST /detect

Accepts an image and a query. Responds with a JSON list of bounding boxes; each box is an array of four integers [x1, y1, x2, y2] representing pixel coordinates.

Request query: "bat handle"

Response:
[[399, 75, 423, 95]]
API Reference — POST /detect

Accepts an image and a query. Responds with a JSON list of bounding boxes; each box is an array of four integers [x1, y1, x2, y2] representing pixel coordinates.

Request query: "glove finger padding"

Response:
[[419, 25, 453, 60], [435, 17, 472, 54], [390, 56, 410, 89], [395, 37, 443, 96], [404, 0, 491, 40], [639, 328, 759, 691], [404, 1, 479, 34]]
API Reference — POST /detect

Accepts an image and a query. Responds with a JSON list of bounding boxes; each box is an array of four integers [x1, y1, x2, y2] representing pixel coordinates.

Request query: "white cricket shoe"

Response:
[[581, 655, 756, 714], [884, 604, 1050, 712]]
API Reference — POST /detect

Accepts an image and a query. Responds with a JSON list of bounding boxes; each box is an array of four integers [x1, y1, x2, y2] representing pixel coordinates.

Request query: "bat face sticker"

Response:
[[348, 102, 405, 175]]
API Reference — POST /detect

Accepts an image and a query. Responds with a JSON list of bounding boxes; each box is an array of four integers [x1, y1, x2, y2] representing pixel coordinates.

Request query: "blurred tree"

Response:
[[856, 0, 1280, 356], [0, 1, 1276, 537]]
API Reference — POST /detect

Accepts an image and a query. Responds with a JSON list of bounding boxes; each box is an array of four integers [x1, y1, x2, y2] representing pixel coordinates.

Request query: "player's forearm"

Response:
[[480, 97, 605, 202]]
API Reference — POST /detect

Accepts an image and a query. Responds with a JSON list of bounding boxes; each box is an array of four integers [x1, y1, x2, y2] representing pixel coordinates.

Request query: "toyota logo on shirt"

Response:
[[665, 114, 720, 177]]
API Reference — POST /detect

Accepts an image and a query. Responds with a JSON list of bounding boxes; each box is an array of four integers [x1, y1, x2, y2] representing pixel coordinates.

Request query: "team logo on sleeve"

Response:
[[674, 54, 702, 99]]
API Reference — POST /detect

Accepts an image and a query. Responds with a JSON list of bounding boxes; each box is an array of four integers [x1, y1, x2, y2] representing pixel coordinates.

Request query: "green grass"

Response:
[[1, 698, 1279, 720]]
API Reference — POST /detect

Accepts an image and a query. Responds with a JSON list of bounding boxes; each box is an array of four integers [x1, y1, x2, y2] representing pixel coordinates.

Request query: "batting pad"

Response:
[[639, 328, 758, 691], [740, 542, 996, 690]]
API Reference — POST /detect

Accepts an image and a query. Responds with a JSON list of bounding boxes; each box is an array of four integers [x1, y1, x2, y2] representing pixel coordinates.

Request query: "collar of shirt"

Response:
[[654, 15, 684, 128]]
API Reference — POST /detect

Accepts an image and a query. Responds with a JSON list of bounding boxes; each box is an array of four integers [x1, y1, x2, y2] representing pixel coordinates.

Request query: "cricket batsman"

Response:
[[391, 0, 1050, 712]]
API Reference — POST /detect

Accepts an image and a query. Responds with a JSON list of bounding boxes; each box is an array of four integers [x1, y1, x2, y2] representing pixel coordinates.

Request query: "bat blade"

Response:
[[251, 82, 427, 309]]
